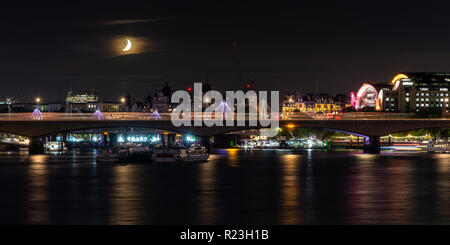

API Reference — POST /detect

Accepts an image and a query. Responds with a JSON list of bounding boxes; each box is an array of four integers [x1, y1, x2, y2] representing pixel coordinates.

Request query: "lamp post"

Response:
[[35, 97, 41, 109], [120, 97, 126, 118], [7, 99, 11, 119]]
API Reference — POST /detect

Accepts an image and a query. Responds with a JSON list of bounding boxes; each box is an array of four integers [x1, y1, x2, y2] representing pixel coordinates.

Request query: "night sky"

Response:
[[1, 1, 450, 102]]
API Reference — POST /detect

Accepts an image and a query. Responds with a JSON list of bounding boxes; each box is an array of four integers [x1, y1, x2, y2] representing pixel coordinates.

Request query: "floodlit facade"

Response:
[[353, 73, 450, 113], [65, 91, 99, 112], [0, 97, 16, 105], [392, 73, 449, 113], [281, 92, 350, 118]]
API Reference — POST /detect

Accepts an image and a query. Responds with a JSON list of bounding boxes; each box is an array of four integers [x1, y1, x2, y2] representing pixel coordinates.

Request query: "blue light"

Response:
[[118, 136, 124, 142], [186, 135, 196, 142], [151, 136, 160, 143]]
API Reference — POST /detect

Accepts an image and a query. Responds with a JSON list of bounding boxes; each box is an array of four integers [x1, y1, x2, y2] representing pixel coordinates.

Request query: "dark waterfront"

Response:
[[0, 149, 449, 225]]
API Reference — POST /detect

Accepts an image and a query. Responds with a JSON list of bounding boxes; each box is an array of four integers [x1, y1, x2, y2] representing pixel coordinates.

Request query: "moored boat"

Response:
[[117, 146, 153, 161], [152, 145, 209, 162]]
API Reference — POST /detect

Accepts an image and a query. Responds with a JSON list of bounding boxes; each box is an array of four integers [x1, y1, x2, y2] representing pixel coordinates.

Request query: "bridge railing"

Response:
[[0, 112, 447, 121], [284, 112, 419, 120]]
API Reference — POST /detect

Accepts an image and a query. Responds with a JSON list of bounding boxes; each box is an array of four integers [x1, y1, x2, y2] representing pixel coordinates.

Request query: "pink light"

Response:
[[355, 84, 378, 110], [350, 92, 356, 107]]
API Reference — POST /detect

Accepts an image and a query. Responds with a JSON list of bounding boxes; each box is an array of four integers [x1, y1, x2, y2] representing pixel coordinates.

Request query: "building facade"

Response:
[[281, 92, 350, 118], [354, 73, 450, 114], [65, 91, 99, 112], [392, 73, 449, 113]]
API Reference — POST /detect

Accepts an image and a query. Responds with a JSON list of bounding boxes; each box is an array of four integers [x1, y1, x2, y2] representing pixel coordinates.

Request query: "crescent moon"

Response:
[[123, 39, 132, 51]]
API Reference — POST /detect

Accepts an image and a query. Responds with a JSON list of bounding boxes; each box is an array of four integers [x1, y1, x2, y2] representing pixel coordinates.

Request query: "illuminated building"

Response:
[[281, 92, 350, 118], [352, 73, 450, 113], [65, 91, 99, 112], [0, 97, 17, 113], [281, 93, 298, 116], [0, 97, 16, 105], [355, 82, 394, 111], [392, 73, 449, 113], [355, 83, 378, 110], [98, 101, 121, 112], [151, 82, 175, 113]]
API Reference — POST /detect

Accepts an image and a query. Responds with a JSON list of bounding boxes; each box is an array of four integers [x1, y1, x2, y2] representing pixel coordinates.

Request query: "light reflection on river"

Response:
[[0, 149, 449, 224]]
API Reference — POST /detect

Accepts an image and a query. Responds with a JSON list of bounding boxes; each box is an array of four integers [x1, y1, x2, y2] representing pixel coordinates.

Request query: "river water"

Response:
[[0, 149, 449, 224]]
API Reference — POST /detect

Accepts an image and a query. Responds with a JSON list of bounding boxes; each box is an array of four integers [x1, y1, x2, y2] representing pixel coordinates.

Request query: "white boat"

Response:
[[419, 143, 450, 153], [184, 146, 209, 162], [152, 146, 209, 162]]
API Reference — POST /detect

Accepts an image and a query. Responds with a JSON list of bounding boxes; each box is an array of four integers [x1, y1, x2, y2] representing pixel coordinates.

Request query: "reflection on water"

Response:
[[280, 153, 301, 224], [436, 154, 450, 223], [197, 155, 217, 224], [28, 155, 49, 224], [109, 165, 144, 225], [0, 150, 449, 224]]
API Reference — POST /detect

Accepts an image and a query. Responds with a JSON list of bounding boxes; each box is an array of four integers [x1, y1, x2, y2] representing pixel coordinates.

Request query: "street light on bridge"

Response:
[[35, 97, 41, 109], [120, 97, 126, 118]]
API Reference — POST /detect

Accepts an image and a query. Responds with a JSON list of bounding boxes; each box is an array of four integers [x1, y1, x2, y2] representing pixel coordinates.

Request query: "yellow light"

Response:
[[391, 74, 408, 84], [123, 39, 132, 52], [287, 124, 295, 129]]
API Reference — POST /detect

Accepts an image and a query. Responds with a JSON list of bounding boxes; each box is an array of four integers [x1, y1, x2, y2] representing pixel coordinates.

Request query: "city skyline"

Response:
[[1, 0, 450, 234]]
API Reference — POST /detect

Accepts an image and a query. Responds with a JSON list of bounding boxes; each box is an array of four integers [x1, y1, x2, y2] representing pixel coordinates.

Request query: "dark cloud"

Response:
[[99, 16, 182, 26]]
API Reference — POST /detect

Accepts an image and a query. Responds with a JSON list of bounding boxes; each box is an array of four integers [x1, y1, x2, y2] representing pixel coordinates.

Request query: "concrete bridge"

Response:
[[0, 112, 448, 154]]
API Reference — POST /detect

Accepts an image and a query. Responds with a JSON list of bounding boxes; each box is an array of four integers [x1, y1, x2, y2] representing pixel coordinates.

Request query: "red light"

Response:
[[246, 84, 250, 88], [187, 87, 192, 92]]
